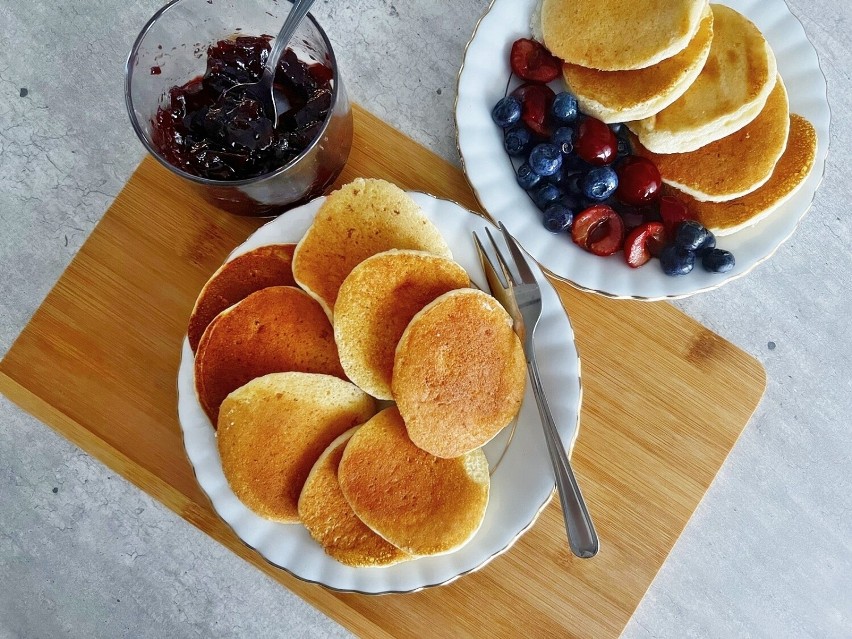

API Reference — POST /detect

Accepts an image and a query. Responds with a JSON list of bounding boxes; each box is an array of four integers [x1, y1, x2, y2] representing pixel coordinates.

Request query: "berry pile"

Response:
[[491, 38, 736, 276]]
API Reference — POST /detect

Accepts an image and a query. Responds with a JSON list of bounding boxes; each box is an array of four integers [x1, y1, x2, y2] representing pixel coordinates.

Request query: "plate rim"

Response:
[[176, 190, 583, 594], [454, 0, 832, 301]]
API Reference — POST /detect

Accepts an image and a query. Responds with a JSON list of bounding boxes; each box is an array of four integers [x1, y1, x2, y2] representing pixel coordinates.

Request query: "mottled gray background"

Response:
[[1, 1, 850, 637]]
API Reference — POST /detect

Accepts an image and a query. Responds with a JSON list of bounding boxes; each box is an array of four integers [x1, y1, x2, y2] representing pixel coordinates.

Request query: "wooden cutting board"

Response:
[[0, 105, 765, 638]]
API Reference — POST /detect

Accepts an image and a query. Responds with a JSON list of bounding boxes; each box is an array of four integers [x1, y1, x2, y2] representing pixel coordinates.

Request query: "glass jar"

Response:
[[125, 0, 352, 216]]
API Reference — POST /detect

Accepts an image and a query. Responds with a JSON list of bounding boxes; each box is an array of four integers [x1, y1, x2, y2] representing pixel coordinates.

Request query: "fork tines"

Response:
[[496, 222, 538, 286]]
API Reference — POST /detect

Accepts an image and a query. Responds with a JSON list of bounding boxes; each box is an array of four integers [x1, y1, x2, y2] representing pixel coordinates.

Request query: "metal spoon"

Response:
[[223, 0, 318, 123]]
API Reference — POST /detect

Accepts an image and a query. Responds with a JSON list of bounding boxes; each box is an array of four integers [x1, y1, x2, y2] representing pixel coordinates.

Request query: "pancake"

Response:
[[561, 6, 713, 123], [392, 289, 526, 459], [334, 250, 471, 400], [292, 178, 453, 319], [298, 427, 410, 566], [628, 4, 778, 153], [337, 407, 489, 557], [666, 114, 817, 236], [217, 373, 375, 523], [633, 77, 790, 202], [540, 0, 707, 71], [530, 0, 544, 42], [195, 286, 345, 425], [187, 244, 296, 353]]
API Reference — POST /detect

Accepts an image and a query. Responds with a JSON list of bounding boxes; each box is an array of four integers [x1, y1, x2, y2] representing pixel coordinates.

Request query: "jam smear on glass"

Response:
[[152, 35, 333, 181]]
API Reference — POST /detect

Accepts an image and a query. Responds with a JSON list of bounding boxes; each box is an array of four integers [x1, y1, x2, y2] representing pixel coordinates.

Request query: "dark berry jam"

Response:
[[151, 35, 334, 181]]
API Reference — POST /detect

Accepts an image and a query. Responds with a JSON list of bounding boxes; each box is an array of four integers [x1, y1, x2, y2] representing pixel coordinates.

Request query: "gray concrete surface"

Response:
[[0, 1, 850, 637]]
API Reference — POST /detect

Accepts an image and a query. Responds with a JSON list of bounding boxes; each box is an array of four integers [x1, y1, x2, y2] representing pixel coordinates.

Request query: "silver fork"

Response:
[[474, 222, 599, 559]]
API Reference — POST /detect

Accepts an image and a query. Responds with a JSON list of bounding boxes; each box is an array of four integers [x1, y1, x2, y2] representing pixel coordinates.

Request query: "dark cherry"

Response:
[[571, 204, 625, 256], [658, 195, 695, 238], [510, 38, 562, 83], [620, 207, 646, 232], [510, 83, 555, 138], [624, 222, 667, 268], [574, 117, 618, 166], [615, 155, 662, 206], [151, 36, 334, 181]]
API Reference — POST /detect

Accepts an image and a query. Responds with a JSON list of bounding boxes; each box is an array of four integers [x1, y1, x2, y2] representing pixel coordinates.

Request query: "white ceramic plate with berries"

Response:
[[456, 0, 830, 300], [177, 192, 582, 593]]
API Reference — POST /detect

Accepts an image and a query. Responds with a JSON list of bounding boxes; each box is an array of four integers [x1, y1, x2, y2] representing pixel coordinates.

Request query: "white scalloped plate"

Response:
[[177, 193, 581, 593], [456, 0, 830, 300]]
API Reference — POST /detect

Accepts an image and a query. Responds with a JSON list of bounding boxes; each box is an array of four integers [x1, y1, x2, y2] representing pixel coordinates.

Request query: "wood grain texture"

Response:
[[0, 104, 765, 639]]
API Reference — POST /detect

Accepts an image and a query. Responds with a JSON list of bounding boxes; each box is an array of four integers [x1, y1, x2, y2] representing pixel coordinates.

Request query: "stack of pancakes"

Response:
[[188, 178, 526, 567], [534, 1, 817, 236]]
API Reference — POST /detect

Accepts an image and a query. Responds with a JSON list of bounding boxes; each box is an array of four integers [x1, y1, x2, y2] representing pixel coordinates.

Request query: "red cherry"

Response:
[[510, 38, 562, 83], [510, 83, 555, 137], [624, 222, 667, 268], [574, 117, 617, 166], [659, 195, 694, 237], [616, 155, 662, 206], [571, 205, 625, 256]]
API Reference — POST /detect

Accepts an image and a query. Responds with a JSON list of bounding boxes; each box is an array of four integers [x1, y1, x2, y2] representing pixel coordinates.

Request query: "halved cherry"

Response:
[[510, 38, 562, 83], [624, 222, 667, 268], [615, 155, 662, 206], [571, 204, 625, 256], [574, 117, 617, 166], [510, 83, 555, 137], [659, 195, 695, 237]]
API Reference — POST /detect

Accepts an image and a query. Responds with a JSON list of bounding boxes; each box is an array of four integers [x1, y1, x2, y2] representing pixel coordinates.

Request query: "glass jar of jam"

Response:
[[125, 0, 352, 217]]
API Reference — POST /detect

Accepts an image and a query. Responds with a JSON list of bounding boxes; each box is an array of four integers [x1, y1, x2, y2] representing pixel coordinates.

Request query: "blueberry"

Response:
[[674, 220, 711, 252], [529, 143, 562, 176], [552, 92, 578, 123], [532, 183, 564, 210], [551, 126, 575, 155], [564, 153, 592, 172], [609, 122, 624, 134], [659, 244, 695, 276], [564, 172, 583, 196], [559, 193, 582, 210], [616, 136, 632, 157], [491, 96, 522, 128], [516, 163, 542, 190], [696, 229, 717, 255], [581, 166, 618, 201], [702, 248, 735, 273], [504, 125, 532, 156], [547, 166, 579, 189], [542, 203, 574, 233]]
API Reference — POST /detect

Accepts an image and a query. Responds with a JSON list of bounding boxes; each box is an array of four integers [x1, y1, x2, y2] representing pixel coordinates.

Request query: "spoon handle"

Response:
[[264, 0, 317, 79]]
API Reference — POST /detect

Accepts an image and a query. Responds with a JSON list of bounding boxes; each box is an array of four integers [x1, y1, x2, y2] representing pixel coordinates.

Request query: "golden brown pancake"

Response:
[[195, 286, 345, 424], [337, 407, 489, 557], [628, 4, 778, 153], [561, 6, 713, 123], [392, 289, 526, 459], [540, 0, 707, 71], [217, 373, 375, 523], [334, 250, 471, 400], [666, 114, 817, 235], [187, 244, 296, 353], [298, 427, 410, 566], [292, 178, 452, 319], [633, 77, 790, 202]]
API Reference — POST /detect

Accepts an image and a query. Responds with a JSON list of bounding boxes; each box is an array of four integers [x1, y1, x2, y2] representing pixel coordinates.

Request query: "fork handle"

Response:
[[527, 353, 599, 558]]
